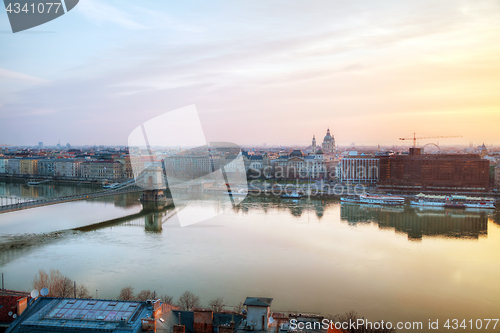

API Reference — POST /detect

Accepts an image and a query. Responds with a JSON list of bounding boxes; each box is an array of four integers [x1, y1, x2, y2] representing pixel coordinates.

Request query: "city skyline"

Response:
[[2, 0, 500, 146]]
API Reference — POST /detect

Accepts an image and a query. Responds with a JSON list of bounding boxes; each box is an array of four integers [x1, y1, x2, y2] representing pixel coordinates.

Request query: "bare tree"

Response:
[[177, 291, 201, 310], [75, 284, 92, 299], [32, 269, 73, 298], [233, 302, 244, 314], [136, 290, 153, 301], [209, 297, 226, 312], [160, 294, 174, 305], [118, 286, 135, 301]]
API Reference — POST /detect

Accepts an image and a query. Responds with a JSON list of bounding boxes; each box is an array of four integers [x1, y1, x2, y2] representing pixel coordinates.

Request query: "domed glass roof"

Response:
[[289, 150, 304, 157]]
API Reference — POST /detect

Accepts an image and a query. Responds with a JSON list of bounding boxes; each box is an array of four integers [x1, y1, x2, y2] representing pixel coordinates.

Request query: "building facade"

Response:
[[339, 155, 379, 183], [8, 159, 21, 174], [274, 149, 328, 180], [54, 159, 82, 177], [115, 155, 134, 179], [495, 165, 500, 190], [0, 158, 8, 173], [20, 159, 38, 175], [163, 154, 221, 180], [378, 150, 490, 192], [81, 161, 123, 179], [38, 159, 55, 176]]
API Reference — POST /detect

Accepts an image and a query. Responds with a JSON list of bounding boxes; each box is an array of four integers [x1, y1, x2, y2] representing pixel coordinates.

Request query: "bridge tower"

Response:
[[135, 164, 168, 203]]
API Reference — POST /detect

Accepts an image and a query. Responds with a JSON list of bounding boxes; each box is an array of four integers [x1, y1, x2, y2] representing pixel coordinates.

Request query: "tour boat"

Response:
[[341, 193, 405, 206], [411, 193, 496, 209], [103, 183, 120, 189]]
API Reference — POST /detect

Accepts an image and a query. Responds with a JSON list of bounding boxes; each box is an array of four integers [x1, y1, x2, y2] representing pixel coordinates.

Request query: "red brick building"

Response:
[[378, 150, 490, 192]]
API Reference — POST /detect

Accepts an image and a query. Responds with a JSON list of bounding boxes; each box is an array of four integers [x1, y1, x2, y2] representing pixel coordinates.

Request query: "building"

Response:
[[6, 297, 157, 333], [274, 150, 328, 180], [54, 159, 82, 177], [157, 307, 244, 333], [81, 161, 123, 179], [7, 159, 20, 174], [243, 297, 272, 331], [114, 155, 134, 179], [38, 159, 55, 176], [19, 159, 38, 175], [378, 149, 490, 192], [338, 153, 379, 184], [0, 291, 29, 331], [321, 128, 335, 154], [0, 158, 8, 174], [241, 152, 272, 178], [163, 154, 221, 180], [495, 165, 500, 190]]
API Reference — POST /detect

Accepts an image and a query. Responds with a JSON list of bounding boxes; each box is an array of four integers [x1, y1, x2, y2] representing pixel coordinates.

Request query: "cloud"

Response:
[[0, 68, 49, 84]]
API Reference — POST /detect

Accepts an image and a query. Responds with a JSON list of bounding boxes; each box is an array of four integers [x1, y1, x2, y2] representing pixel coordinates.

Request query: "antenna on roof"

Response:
[[40, 287, 49, 296], [31, 289, 39, 298]]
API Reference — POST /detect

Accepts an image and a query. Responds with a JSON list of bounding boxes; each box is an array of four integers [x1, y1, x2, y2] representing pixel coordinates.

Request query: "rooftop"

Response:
[[243, 297, 273, 307], [6, 297, 151, 333]]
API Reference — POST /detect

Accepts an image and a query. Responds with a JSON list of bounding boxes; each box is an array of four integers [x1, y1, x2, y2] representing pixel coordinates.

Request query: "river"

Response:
[[0, 181, 499, 329]]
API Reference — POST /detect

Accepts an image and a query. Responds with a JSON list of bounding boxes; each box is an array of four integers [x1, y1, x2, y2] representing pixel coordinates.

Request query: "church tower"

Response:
[[312, 135, 316, 152], [321, 128, 335, 153]]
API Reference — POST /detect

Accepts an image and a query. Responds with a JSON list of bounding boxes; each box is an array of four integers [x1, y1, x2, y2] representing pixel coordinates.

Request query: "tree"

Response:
[[118, 286, 135, 301], [209, 297, 226, 312], [32, 269, 73, 298], [160, 294, 174, 305], [136, 290, 153, 301], [233, 302, 244, 314], [75, 284, 92, 299], [177, 291, 201, 310]]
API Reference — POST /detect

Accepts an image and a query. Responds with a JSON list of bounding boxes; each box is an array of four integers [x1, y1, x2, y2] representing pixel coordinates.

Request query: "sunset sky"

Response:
[[1, 0, 500, 147]]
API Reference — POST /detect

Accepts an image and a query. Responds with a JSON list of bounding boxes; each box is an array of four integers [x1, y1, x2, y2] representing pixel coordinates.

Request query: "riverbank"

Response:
[[0, 174, 127, 186]]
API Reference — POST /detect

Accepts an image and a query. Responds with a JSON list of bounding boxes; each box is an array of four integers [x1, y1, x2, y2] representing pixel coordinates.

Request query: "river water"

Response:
[[1, 181, 499, 329]]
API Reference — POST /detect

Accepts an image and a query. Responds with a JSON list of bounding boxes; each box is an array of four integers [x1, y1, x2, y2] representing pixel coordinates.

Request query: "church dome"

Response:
[[316, 149, 324, 154], [323, 128, 333, 142]]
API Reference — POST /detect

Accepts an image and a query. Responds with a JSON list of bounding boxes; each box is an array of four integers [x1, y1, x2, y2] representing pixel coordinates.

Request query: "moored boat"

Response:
[[411, 193, 496, 209], [341, 193, 405, 205]]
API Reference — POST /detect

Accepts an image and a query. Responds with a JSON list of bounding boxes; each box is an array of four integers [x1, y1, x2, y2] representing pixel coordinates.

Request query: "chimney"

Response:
[[174, 325, 186, 333], [141, 318, 156, 332], [17, 297, 28, 316]]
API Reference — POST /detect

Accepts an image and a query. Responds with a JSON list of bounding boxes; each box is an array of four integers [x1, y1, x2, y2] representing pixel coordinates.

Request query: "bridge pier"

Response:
[[140, 189, 167, 203]]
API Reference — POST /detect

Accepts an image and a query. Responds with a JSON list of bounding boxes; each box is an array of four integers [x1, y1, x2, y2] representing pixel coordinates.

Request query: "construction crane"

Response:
[[399, 133, 462, 147]]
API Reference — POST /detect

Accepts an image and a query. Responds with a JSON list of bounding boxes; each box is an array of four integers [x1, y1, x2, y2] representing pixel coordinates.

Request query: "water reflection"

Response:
[[0, 181, 99, 200], [340, 203, 489, 240], [233, 196, 331, 219]]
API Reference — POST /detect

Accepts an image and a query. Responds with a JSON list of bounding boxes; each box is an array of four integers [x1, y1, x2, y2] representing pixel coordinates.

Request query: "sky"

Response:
[[1, 0, 500, 147]]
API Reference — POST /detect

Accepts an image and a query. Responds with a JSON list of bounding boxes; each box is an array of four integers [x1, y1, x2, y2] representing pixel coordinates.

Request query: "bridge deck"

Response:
[[0, 187, 143, 214]]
